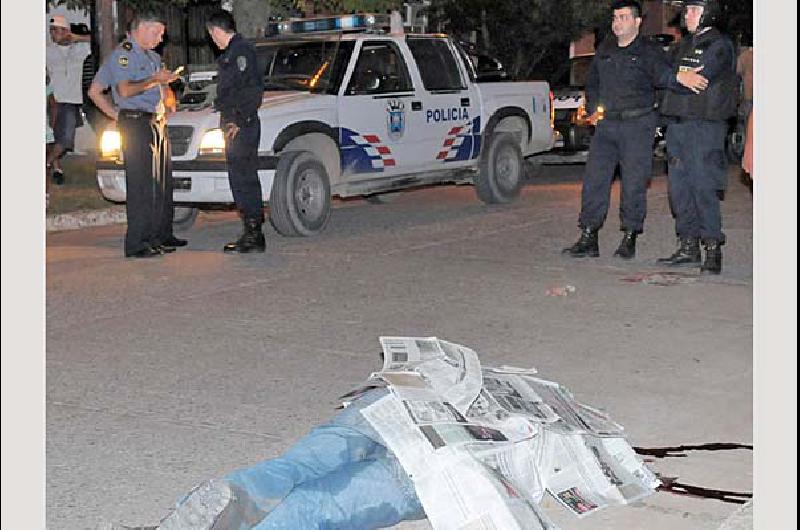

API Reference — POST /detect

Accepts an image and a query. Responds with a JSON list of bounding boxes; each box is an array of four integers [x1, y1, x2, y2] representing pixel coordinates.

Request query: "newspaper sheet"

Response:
[[362, 394, 556, 530], [480, 371, 560, 424], [522, 376, 624, 437], [360, 337, 658, 526], [378, 336, 483, 413]]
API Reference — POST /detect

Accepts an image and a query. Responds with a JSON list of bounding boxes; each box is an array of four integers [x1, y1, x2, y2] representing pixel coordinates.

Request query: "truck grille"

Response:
[[168, 126, 194, 157]]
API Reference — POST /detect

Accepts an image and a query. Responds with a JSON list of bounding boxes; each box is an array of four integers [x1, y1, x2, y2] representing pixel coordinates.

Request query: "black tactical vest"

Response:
[[661, 28, 738, 121]]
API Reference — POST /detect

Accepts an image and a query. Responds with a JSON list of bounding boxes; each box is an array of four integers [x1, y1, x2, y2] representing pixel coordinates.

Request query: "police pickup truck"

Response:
[[97, 14, 555, 235]]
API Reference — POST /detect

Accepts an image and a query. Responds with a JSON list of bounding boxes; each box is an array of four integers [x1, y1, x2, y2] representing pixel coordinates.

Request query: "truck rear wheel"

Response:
[[475, 133, 523, 204], [269, 150, 332, 237]]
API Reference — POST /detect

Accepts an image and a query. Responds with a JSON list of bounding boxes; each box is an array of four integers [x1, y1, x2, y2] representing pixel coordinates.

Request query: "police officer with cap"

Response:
[[658, 0, 737, 274], [89, 10, 186, 258], [563, 0, 704, 260], [206, 10, 266, 253]]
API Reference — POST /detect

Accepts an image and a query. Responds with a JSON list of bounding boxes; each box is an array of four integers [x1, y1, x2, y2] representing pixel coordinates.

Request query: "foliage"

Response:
[[267, 0, 402, 17], [425, 0, 608, 83], [47, 0, 206, 14]]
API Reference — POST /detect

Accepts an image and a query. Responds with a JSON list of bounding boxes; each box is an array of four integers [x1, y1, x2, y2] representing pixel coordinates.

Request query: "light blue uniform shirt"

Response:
[[93, 38, 163, 112]]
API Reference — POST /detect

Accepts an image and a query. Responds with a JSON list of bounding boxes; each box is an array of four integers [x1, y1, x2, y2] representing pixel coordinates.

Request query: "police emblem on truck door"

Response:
[[386, 100, 405, 141]]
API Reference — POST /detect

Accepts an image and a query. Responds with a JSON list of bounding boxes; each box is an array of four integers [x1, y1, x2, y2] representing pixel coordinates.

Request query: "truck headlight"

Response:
[[100, 129, 122, 158], [198, 128, 226, 156]]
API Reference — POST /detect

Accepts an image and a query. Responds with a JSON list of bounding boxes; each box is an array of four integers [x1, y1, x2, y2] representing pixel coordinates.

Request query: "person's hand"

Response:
[[587, 110, 604, 126], [224, 122, 240, 142], [164, 87, 178, 115], [152, 68, 180, 85], [677, 66, 709, 94]]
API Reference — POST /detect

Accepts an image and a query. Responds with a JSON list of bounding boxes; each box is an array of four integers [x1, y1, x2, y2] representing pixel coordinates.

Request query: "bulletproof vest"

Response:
[[661, 29, 738, 121]]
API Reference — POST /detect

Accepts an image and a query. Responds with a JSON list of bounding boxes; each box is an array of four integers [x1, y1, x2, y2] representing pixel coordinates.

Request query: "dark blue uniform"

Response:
[[579, 35, 675, 235], [93, 39, 176, 256], [661, 27, 737, 245], [215, 34, 265, 221]]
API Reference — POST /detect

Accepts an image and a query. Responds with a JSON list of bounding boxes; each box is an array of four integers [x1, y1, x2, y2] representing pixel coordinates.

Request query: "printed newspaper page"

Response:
[[361, 337, 658, 525], [378, 336, 482, 413], [362, 394, 554, 530]]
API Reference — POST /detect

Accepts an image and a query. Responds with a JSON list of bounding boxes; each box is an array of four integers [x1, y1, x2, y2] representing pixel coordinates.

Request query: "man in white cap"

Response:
[[46, 14, 90, 185]]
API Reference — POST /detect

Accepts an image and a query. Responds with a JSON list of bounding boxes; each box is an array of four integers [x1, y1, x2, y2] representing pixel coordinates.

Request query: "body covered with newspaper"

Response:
[[123, 337, 659, 530]]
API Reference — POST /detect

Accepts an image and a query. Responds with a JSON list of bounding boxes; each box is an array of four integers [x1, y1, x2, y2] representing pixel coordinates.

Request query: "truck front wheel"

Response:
[[172, 206, 199, 231], [269, 150, 332, 237], [475, 133, 523, 204]]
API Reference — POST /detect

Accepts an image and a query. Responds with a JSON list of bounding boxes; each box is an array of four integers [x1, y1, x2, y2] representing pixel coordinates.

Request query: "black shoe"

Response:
[[126, 247, 163, 259], [657, 237, 701, 266], [162, 236, 188, 247], [562, 227, 599, 258], [700, 240, 722, 275], [613, 231, 637, 259], [223, 219, 266, 253], [52, 169, 65, 186], [155, 245, 176, 254]]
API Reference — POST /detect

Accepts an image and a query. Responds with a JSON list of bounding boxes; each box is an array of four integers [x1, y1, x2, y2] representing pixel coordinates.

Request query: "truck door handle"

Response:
[[461, 98, 470, 107], [411, 101, 422, 111]]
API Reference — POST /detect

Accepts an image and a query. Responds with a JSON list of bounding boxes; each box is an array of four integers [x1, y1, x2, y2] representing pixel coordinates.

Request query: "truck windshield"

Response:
[[256, 38, 355, 94]]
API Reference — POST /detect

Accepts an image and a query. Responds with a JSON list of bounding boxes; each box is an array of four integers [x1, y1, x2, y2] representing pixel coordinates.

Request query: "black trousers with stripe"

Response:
[[119, 112, 174, 255]]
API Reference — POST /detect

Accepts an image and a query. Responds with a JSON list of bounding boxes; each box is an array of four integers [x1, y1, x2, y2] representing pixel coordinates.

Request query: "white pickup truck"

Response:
[[97, 15, 555, 235]]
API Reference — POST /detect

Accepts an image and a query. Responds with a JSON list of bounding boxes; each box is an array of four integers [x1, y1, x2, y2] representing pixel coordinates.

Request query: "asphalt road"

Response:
[[46, 164, 753, 529]]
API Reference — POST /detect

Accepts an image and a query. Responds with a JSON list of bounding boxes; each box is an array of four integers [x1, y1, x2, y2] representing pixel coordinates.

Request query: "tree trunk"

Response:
[[96, 0, 115, 62], [233, 0, 272, 39]]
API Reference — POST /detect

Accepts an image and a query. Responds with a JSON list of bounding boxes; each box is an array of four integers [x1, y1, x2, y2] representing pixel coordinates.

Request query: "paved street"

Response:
[[46, 165, 753, 529]]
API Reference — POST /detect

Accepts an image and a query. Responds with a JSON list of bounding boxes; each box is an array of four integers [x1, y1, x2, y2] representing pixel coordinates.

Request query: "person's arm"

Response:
[[117, 68, 178, 99], [651, 45, 708, 94], [48, 93, 58, 129], [584, 53, 600, 117], [742, 110, 753, 174], [68, 33, 91, 44], [88, 80, 118, 121]]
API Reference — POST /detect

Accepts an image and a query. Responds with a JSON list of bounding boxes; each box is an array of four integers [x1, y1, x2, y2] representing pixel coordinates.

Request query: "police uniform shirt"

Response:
[[661, 28, 737, 120], [585, 34, 674, 115], [93, 39, 163, 112], [214, 34, 264, 126], [671, 28, 736, 92]]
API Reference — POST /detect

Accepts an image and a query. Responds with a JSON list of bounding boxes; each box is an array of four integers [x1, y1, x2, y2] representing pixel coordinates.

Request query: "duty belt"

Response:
[[119, 109, 165, 123], [603, 107, 655, 120]]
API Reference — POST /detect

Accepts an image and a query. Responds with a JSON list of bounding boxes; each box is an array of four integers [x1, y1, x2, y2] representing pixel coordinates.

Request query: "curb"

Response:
[[46, 206, 127, 232]]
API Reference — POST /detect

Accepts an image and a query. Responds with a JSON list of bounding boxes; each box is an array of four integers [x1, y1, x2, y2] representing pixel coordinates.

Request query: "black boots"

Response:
[[613, 231, 637, 259], [700, 240, 722, 274], [563, 227, 599, 258], [657, 237, 721, 273], [223, 218, 266, 253], [657, 237, 701, 266]]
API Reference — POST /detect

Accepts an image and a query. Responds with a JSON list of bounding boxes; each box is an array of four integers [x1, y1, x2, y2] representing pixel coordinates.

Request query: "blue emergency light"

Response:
[[266, 14, 386, 37]]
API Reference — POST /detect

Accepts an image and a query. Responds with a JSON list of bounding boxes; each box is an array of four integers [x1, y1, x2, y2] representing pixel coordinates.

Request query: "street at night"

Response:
[[46, 165, 753, 529]]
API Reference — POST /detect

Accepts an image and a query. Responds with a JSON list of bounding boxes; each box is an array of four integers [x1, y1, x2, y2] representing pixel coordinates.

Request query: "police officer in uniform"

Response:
[[88, 11, 186, 258], [206, 11, 266, 253], [658, 0, 737, 274], [563, 0, 703, 260]]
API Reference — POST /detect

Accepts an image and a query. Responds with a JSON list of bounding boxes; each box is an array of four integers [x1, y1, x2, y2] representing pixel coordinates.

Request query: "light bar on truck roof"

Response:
[[265, 13, 390, 37]]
